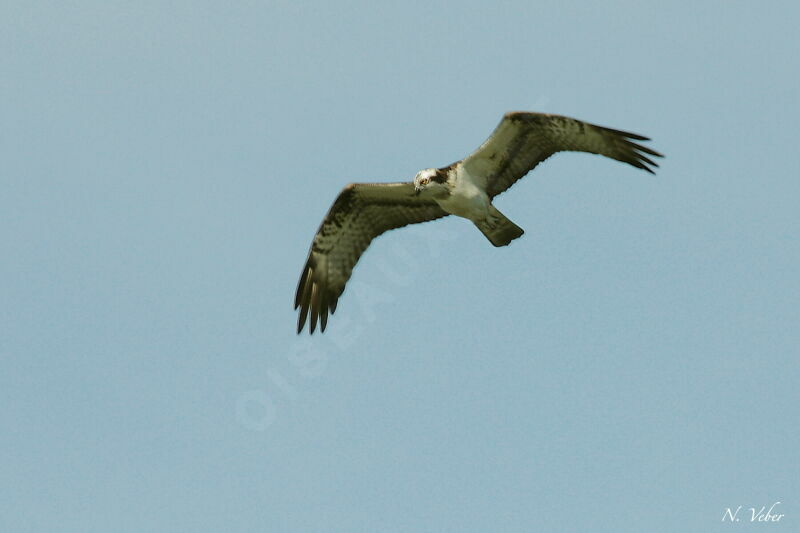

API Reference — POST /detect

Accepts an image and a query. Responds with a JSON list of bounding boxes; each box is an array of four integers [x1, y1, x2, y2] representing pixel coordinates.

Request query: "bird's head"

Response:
[[413, 168, 446, 197]]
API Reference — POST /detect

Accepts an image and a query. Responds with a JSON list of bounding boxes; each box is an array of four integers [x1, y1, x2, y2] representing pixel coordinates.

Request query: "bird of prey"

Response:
[[295, 111, 662, 333]]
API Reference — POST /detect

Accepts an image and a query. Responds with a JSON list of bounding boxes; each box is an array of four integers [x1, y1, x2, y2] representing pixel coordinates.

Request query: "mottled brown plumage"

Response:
[[295, 112, 663, 334], [462, 112, 661, 199], [295, 183, 447, 333]]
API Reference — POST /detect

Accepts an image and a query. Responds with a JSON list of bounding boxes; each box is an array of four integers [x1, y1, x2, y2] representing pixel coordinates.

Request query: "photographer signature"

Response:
[[722, 502, 784, 523]]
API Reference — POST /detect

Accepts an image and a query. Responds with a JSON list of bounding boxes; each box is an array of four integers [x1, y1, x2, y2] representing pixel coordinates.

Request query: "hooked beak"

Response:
[[414, 186, 421, 196]]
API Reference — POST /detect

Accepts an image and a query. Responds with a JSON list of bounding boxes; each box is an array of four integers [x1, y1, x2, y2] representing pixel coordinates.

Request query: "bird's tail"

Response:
[[475, 206, 524, 247]]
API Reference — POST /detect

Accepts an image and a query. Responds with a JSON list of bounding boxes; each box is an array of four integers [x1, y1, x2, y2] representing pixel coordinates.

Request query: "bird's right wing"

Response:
[[295, 182, 448, 334], [460, 112, 663, 198]]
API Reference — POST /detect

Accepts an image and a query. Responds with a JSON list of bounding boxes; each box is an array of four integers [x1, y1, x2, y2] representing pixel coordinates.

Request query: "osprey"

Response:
[[295, 112, 662, 333]]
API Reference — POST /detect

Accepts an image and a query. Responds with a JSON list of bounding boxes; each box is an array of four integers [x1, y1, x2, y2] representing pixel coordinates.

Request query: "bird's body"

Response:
[[294, 111, 663, 333], [433, 166, 489, 221], [422, 164, 524, 247]]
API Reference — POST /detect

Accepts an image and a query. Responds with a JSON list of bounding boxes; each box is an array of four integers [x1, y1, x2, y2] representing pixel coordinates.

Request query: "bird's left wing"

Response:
[[460, 112, 663, 198], [295, 182, 448, 334]]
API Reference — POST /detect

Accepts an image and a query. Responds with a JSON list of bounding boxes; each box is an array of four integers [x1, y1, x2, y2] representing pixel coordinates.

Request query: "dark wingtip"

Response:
[[318, 291, 329, 332], [295, 260, 334, 334], [296, 268, 313, 334], [309, 285, 320, 334], [637, 153, 659, 168], [635, 144, 663, 158], [295, 261, 310, 309], [619, 133, 664, 175], [294, 279, 303, 310], [602, 125, 650, 141]]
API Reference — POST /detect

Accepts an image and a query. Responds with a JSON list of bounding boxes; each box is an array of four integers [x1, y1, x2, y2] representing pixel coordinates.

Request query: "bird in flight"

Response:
[[295, 111, 663, 333]]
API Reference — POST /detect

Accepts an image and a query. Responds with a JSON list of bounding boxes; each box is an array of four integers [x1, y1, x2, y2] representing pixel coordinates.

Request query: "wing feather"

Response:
[[295, 182, 448, 334], [461, 112, 664, 198]]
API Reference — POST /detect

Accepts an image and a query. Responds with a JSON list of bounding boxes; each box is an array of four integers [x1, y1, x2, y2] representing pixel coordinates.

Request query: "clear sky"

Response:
[[2, 1, 798, 532]]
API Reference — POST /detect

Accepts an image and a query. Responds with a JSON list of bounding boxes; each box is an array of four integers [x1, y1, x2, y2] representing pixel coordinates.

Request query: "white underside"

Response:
[[435, 165, 490, 222]]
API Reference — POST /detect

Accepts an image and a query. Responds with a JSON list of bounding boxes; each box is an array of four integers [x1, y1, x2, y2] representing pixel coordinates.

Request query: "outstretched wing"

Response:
[[461, 112, 663, 198], [295, 182, 448, 334]]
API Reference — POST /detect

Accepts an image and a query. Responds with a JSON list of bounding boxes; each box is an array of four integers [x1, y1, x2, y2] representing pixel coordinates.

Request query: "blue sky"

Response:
[[2, 1, 798, 531]]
